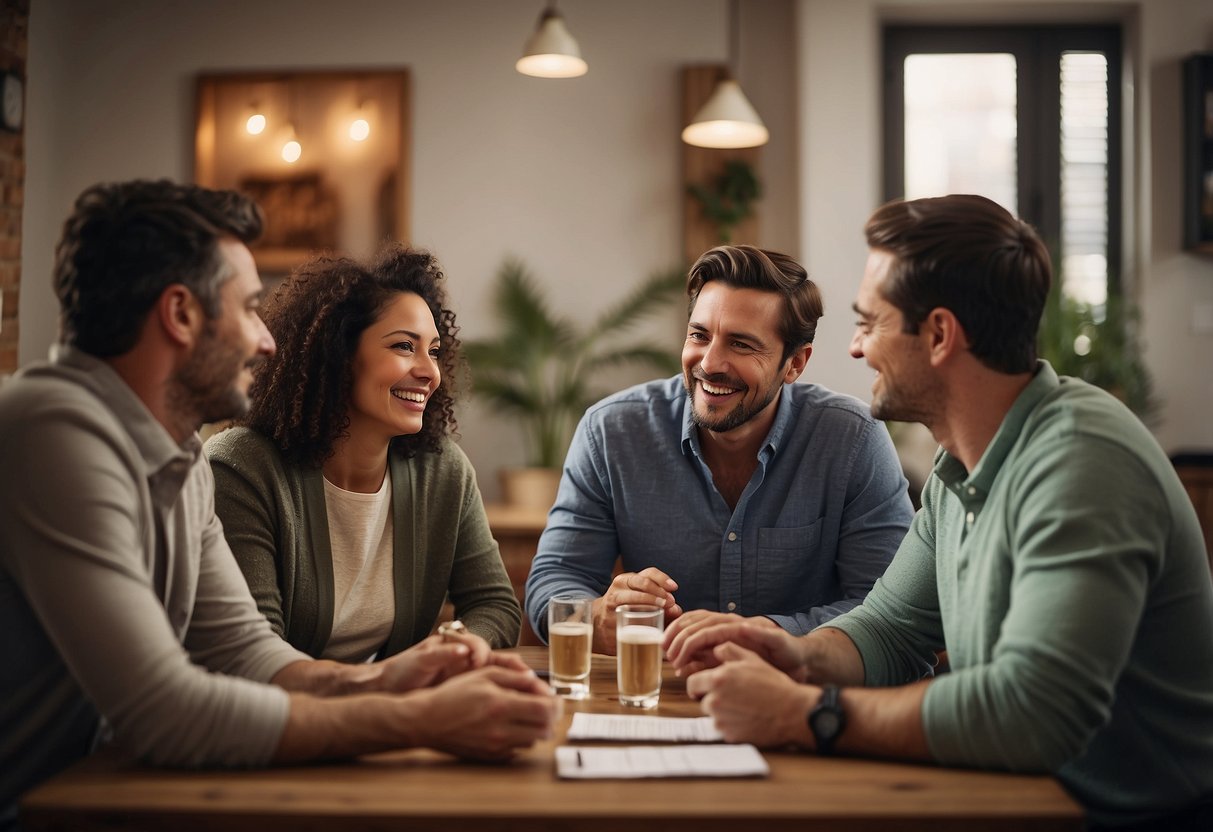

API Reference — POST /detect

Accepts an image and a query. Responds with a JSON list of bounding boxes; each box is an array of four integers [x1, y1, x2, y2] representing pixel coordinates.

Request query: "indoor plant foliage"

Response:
[[1037, 289, 1159, 424], [687, 159, 762, 244], [464, 258, 686, 470]]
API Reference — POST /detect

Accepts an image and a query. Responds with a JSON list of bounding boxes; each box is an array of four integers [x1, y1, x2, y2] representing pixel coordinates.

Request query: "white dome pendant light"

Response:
[[516, 2, 588, 79], [682, 0, 769, 148]]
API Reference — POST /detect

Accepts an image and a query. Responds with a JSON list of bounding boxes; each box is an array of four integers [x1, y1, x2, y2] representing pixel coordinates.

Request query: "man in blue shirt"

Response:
[[525, 245, 913, 653]]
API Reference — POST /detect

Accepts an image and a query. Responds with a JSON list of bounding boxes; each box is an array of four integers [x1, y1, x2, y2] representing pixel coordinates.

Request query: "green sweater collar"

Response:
[[934, 360, 1059, 504]]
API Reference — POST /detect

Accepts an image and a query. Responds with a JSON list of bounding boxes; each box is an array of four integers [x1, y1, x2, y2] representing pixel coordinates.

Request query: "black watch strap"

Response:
[[808, 683, 845, 755]]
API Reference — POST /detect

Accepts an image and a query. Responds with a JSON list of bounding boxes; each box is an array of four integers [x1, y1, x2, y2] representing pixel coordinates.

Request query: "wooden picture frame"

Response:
[[1183, 53, 1213, 254], [195, 69, 410, 275]]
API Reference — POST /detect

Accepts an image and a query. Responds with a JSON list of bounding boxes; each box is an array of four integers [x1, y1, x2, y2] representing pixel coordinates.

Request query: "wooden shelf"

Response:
[[485, 503, 550, 646], [484, 503, 550, 534]]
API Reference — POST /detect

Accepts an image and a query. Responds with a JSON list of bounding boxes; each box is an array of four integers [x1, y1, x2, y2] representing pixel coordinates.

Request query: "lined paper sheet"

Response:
[[566, 713, 724, 742], [555, 744, 769, 779]]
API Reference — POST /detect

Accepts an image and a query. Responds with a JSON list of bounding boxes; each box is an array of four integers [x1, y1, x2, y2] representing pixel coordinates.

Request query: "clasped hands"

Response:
[[589, 565, 791, 667], [666, 610, 823, 748], [594, 567, 822, 750], [376, 627, 524, 691], [375, 628, 561, 761]]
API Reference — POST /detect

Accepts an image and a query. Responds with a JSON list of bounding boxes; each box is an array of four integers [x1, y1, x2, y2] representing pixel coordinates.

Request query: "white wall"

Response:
[[1139, 0, 1213, 453], [21, 0, 797, 500], [797, 0, 1213, 456], [22, 0, 1211, 496]]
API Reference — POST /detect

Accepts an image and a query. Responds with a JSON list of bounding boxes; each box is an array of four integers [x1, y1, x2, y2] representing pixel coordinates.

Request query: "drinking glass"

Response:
[[547, 594, 593, 699], [615, 604, 664, 708]]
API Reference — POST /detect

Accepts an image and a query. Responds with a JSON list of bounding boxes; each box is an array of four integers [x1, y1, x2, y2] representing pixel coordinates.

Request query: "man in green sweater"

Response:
[[666, 194, 1213, 831]]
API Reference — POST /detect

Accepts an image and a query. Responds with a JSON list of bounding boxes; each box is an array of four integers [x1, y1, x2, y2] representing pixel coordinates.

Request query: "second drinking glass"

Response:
[[615, 604, 664, 708]]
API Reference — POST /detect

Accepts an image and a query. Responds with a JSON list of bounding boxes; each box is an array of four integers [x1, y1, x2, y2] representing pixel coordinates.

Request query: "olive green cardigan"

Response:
[[205, 427, 520, 657]]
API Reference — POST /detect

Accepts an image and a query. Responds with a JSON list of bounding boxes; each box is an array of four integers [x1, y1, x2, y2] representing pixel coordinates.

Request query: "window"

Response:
[[883, 25, 1122, 302]]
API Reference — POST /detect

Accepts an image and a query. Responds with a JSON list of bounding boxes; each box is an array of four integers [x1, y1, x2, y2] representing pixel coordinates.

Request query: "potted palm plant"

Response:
[[464, 258, 685, 509]]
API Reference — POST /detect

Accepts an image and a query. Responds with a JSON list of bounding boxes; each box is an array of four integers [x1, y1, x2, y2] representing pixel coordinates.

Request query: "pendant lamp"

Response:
[[682, 0, 769, 148], [516, 2, 587, 79]]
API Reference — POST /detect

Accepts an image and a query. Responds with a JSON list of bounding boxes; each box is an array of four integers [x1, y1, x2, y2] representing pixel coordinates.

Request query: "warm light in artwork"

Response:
[[246, 113, 266, 135], [282, 139, 302, 163], [349, 118, 370, 141]]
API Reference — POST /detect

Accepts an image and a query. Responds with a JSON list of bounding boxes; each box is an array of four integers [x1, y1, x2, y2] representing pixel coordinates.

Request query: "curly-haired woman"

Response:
[[206, 245, 521, 665]]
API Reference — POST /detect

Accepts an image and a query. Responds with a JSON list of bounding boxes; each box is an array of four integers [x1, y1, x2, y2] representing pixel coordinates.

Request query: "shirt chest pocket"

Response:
[[756, 519, 826, 611]]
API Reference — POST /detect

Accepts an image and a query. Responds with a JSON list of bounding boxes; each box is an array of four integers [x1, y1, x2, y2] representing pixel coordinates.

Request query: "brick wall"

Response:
[[0, 0, 29, 374]]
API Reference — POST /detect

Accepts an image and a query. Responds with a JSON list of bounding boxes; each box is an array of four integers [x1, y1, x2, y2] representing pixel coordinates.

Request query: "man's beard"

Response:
[[869, 370, 936, 426], [684, 369, 781, 434], [169, 324, 258, 429]]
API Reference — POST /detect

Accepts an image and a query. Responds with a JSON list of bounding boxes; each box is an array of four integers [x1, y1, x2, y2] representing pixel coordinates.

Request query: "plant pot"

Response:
[[499, 467, 562, 512]]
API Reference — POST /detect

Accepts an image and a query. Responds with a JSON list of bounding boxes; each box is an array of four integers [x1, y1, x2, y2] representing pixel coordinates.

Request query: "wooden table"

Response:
[[20, 648, 1084, 832]]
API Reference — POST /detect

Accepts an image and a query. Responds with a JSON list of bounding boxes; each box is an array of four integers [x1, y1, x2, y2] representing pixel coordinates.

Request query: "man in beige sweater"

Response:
[[0, 179, 558, 827]]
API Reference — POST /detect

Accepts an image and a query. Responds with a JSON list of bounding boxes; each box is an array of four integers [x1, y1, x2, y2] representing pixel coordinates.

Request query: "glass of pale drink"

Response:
[[615, 604, 664, 709], [547, 594, 593, 699]]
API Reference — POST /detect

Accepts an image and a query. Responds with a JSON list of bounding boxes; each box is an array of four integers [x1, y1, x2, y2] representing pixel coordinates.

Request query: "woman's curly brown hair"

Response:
[[244, 244, 461, 467]]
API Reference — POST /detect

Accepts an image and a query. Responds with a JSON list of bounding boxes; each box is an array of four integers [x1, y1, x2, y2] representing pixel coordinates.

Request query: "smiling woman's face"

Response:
[[345, 291, 442, 443]]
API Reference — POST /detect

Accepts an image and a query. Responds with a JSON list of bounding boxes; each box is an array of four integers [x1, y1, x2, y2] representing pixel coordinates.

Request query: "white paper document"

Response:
[[555, 744, 769, 779], [566, 713, 724, 742]]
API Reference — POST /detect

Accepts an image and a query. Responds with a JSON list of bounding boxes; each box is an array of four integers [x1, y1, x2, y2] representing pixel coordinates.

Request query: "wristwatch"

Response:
[[808, 684, 846, 755]]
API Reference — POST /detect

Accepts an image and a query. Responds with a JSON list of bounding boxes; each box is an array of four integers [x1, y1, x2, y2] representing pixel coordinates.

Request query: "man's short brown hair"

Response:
[[864, 194, 1052, 374], [686, 245, 823, 363]]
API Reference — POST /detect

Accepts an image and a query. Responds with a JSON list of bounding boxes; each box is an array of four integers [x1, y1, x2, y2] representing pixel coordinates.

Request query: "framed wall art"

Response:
[[195, 69, 410, 275], [1183, 52, 1213, 254]]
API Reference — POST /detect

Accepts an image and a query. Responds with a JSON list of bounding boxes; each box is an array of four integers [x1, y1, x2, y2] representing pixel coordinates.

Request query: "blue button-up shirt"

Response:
[[525, 375, 914, 640]]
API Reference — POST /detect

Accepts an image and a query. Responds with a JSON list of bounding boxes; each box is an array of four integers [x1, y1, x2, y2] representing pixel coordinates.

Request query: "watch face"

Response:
[[813, 710, 842, 738], [3, 73, 23, 131], [809, 685, 845, 752]]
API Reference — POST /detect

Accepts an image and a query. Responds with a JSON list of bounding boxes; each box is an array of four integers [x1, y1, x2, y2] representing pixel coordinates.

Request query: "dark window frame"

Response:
[[882, 24, 1123, 294]]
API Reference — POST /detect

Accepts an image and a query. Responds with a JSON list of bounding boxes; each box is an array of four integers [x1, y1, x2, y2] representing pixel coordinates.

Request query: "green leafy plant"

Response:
[[1037, 289, 1159, 424], [687, 159, 762, 243], [464, 259, 686, 468]]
